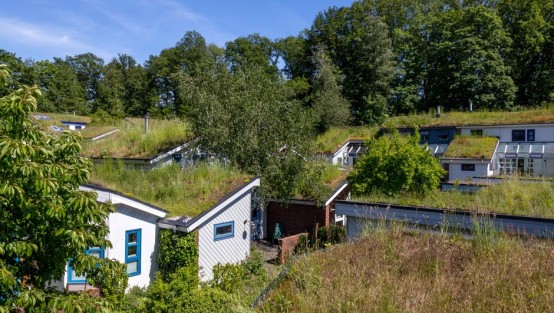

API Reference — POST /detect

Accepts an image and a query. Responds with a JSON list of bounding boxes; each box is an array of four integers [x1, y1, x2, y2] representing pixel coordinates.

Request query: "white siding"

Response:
[[197, 191, 252, 281], [444, 160, 493, 181], [460, 124, 554, 142], [61, 204, 161, 289]]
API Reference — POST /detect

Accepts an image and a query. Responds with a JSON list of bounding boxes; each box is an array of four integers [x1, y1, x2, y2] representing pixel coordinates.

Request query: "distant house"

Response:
[[157, 177, 261, 281], [317, 139, 366, 167], [440, 137, 499, 182], [61, 120, 88, 130]]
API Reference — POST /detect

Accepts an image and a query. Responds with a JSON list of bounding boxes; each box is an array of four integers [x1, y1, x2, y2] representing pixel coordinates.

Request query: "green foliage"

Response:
[[87, 258, 129, 306], [0, 66, 114, 310], [349, 130, 445, 195], [157, 229, 199, 282], [317, 225, 347, 247], [242, 249, 265, 278], [212, 263, 245, 293]]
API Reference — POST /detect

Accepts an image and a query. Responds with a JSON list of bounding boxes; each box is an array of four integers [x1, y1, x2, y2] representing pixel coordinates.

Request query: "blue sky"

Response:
[[1, 0, 355, 65]]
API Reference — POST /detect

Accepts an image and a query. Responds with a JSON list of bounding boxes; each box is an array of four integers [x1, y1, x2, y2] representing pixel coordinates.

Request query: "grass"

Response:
[[31, 112, 92, 124], [82, 118, 193, 158], [389, 106, 554, 127], [259, 225, 554, 312], [315, 127, 376, 153], [354, 177, 554, 218], [442, 136, 498, 159], [90, 161, 252, 217], [79, 126, 119, 139]]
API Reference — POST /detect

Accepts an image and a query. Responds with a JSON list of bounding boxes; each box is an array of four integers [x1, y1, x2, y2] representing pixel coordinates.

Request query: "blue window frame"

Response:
[[527, 129, 535, 142], [125, 229, 141, 277], [214, 221, 234, 241], [67, 248, 104, 284]]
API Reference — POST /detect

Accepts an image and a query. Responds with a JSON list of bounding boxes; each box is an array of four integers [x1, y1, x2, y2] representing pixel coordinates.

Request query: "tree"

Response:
[[225, 33, 281, 78], [179, 63, 320, 200], [0, 65, 117, 310], [310, 46, 351, 133], [43, 58, 88, 114], [66, 53, 105, 112], [307, 5, 395, 125], [349, 130, 445, 196], [427, 6, 516, 111]]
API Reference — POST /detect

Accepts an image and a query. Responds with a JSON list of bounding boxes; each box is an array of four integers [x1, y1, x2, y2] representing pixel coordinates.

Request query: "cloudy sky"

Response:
[[1, 0, 355, 64]]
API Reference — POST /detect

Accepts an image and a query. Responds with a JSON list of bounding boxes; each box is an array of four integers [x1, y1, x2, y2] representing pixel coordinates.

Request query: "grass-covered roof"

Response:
[[443, 136, 498, 159], [389, 107, 554, 128], [316, 126, 375, 153], [81, 118, 193, 158], [90, 161, 252, 217]]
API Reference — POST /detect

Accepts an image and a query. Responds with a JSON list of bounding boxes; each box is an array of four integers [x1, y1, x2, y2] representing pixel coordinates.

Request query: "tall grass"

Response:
[[260, 224, 554, 312], [389, 106, 554, 127], [443, 136, 498, 159], [355, 177, 554, 218], [82, 118, 193, 158], [90, 161, 250, 216]]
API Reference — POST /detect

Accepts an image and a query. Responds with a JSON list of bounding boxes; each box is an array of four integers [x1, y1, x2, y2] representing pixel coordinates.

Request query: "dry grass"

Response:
[[260, 226, 554, 312], [443, 136, 498, 159], [82, 118, 193, 158], [316, 127, 376, 153], [389, 107, 554, 127], [355, 178, 554, 218], [90, 161, 251, 217], [79, 126, 119, 139]]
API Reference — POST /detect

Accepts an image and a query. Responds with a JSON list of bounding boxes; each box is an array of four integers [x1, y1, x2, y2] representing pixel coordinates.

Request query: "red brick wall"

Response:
[[266, 201, 327, 240], [277, 233, 308, 264]]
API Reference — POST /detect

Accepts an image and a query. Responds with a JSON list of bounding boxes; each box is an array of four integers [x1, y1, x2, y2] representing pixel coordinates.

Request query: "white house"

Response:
[[458, 123, 554, 177], [325, 139, 366, 166], [61, 121, 88, 130], [440, 137, 499, 182], [158, 177, 261, 281], [56, 185, 168, 291]]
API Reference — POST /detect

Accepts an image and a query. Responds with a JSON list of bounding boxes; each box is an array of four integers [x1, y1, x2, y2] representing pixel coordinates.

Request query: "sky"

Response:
[[1, 0, 356, 65]]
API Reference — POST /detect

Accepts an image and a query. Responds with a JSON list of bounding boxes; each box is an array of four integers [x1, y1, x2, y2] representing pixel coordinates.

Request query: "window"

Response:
[[527, 129, 535, 142], [125, 229, 141, 276], [438, 131, 450, 141], [420, 131, 429, 141], [512, 129, 526, 141], [461, 164, 475, 171], [214, 222, 234, 241], [67, 248, 104, 284], [470, 129, 483, 136], [75, 125, 82, 130]]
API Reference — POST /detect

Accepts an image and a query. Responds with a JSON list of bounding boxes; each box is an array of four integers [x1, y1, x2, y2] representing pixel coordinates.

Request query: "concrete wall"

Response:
[[197, 190, 252, 281]]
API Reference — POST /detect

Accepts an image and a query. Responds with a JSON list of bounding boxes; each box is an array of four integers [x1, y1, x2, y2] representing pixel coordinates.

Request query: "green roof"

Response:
[[389, 107, 554, 128], [316, 126, 375, 153], [81, 118, 194, 158], [443, 136, 498, 159], [90, 162, 251, 217]]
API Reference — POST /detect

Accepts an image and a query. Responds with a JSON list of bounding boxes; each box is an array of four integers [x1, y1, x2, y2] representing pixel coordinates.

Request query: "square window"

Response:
[[67, 247, 104, 284], [470, 129, 483, 136], [438, 131, 450, 141], [214, 222, 234, 241], [527, 129, 535, 142], [420, 131, 429, 141], [512, 129, 526, 141], [461, 164, 475, 171]]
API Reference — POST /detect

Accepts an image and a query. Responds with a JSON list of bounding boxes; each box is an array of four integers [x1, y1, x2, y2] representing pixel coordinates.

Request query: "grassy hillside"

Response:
[[354, 178, 554, 218], [82, 118, 193, 158], [315, 127, 376, 153], [260, 226, 554, 312], [90, 162, 251, 217]]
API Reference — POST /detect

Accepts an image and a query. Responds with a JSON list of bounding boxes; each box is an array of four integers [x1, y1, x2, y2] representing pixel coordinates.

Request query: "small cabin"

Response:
[[61, 121, 88, 130]]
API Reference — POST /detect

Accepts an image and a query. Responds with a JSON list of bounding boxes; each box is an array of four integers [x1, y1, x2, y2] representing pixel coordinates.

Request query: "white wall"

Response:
[[444, 160, 493, 182], [460, 125, 554, 142], [61, 204, 161, 289], [197, 191, 252, 281]]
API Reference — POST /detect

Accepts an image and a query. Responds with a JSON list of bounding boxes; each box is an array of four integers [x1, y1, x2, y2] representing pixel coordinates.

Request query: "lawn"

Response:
[[315, 126, 376, 153], [354, 178, 554, 218], [82, 118, 193, 158], [389, 106, 554, 127], [260, 225, 554, 312], [90, 161, 251, 217]]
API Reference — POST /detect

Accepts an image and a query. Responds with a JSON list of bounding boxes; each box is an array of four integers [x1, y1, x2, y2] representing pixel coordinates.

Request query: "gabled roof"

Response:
[[80, 184, 168, 218], [158, 177, 261, 232]]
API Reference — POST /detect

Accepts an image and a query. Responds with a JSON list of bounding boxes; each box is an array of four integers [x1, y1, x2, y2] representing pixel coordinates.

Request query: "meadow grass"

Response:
[[90, 161, 251, 217], [82, 118, 193, 158], [315, 126, 376, 153], [389, 106, 554, 127], [354, 178, 554, 218], [442, 136, 498, 159], [259, 224, 554, 312]]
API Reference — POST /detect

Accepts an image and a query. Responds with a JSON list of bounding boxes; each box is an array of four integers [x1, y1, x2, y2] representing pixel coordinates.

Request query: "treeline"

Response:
[[0, 0, 552, 127]]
